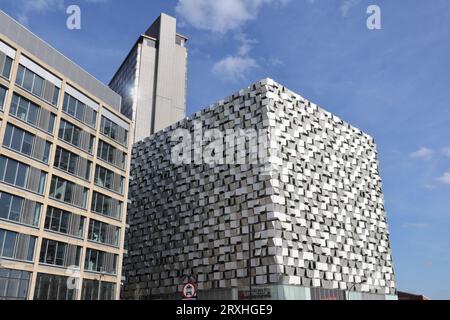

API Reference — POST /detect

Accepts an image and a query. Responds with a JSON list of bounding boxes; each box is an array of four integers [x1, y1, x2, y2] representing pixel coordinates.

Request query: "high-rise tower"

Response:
[[109, 13, 188, 143]]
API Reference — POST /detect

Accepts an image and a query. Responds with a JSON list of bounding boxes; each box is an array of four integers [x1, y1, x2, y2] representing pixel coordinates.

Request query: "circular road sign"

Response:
[[182, 282, 197, 299]]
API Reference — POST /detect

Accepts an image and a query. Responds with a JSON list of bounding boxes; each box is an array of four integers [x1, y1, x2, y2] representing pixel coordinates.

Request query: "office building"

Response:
[[122, 78, 397, 300], [0, 10, 132, 300], [109, 13, 188, 143]]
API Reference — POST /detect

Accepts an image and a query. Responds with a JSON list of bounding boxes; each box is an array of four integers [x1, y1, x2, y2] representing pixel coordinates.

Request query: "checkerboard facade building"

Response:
[[123, 79, 397, 300]]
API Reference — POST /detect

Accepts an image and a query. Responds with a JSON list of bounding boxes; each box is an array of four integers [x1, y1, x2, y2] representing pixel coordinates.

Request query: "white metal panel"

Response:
[[65, 84, 100, 112], [102, 108, 130, 131], [0, 39, 16, 58], [19, 55, 62, 88]]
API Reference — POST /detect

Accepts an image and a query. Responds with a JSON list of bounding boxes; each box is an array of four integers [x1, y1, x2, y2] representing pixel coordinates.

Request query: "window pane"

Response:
[[15, 65, 25, 86], [15, 163, 28, 188], [32, 76, 44, 96], [50, 210, 61, 231], [72, 128, 80, 146], [43, 142, 51, 164], [45, 240, 56, 264], [38, 172, 47, 194], [4, 160, 18, 184], [28, 103, 38, 125], [63, 122, 73, 142], [3, 124, 13, 147], [9, 196, 22, 222], [55, 243, 65, 266], [0, 193, 12, 219], [2, 231, 16, 258], [2, 57, 12, 78], [59, 213, 69, 234], [0, 156, 6, 179], [68, 153, 77, 174], [9, 94, 19, 115], [63, 182, 73, 203], [75, 102, 84, 121], [52, 87, 60, 106], [6, 278, 19, 298], [23, 69, 34, 91], [59, 149, 69, 171], [27, 237, 36, 261], [54, 178, 65, 200], [18, 279, 29, 299], [17, 98, 28, 121], [10, 127, 22, 151], [21, 132, 34, 156], [0, 86, 6, 109], [48, 114, 56, 134], [67, 96, 76, 116]]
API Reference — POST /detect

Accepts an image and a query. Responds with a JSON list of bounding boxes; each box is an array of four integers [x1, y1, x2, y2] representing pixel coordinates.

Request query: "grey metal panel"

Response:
[[0, 10, 122, 111], [122, 78, 397, 300]]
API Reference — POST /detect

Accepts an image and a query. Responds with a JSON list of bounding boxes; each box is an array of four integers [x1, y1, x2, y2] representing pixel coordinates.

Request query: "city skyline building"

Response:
[[109, 13, 188, 144], [0, 10, 132, 300]]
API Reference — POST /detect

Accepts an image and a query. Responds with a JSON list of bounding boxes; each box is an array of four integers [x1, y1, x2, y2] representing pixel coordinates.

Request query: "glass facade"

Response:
[[44, 206, 85, 238], [0, 228, 36, 262], [15, 65, 60, 107], [81, 279, 115, 300], [39, 238, 82, 267], [0, 191, 41, 227], [84, 248, 117, 275], [0, 155, 47, 194], [97, 139, 126, 170], [91, 191, 122, 220], [0, 55, 13, 79], [0, 28, 130, 301], [54, 146, 92, 180], [62, 93, 97, 128], [0, 268, 31, 300], [88, 219, 120, 247], [100, 116, 128, 146], [9, 93, 56, 134], [49, 175, 88, 209], [34, 273, 76, 300], [58, 119, 95, 154], [94, 165, 124, 194], [109, 46, 138, 120], [3, 123, 52, 163], [0, 86, 6, 110]]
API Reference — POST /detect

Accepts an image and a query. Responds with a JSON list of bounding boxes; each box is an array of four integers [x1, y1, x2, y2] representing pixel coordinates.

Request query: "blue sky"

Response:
[[1, 0, 450, 299]]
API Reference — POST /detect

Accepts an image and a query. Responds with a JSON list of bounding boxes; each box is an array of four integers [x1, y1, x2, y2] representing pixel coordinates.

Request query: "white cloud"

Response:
[[16, 0, 65, 24], [176, 0, 287, 82], [402, 222, 431, 230], [410, 147, 433, 160], [235, 33, 258, 57], [442, 147, 450, 157], [15, 0, 109, 24], [212, 56, 258, 82], [437, 172, 450, 185], [340, 0, 360, 17], [175, 0, 289, 33]]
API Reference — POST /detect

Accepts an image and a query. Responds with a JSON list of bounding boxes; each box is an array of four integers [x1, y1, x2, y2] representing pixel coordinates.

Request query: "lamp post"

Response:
[[347, 277, 367, 301], [247, 224, 253, 301]]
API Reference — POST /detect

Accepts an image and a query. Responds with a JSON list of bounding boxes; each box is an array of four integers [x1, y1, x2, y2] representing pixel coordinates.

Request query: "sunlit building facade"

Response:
[[0, 10, 132, 300]]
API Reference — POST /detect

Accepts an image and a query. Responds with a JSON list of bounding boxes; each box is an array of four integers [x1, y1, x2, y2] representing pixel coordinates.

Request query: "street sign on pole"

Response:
[[182, 282, 197, 300]]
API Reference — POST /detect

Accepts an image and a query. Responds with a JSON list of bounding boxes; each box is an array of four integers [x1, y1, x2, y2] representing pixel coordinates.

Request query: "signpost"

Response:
[[182, 282, 198, 300]]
